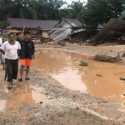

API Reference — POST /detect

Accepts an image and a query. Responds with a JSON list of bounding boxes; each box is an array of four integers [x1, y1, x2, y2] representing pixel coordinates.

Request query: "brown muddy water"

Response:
[[0, 80, 47, 113], [33, 48, 125, 103], [1, 48, 125, 114]]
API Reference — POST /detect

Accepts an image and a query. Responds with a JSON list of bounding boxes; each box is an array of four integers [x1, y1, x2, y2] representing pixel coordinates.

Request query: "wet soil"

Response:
[[33, 48, 125, 103], [0, 44, 125, 124]]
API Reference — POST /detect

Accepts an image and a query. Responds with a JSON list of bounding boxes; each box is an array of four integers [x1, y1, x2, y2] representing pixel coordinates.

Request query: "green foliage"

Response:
[[59, 0, 125, 31], [82, 0, 125, 31], [0, 21, 8, 28], [0, 0, 125, 30], [60, 1, 84, 20], [0, 0, 64, 20]]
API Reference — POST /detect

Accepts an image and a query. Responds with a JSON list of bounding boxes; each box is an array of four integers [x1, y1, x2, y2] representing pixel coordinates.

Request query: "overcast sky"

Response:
[[65, 0, 87, 5], [60, 0, 87, 9]]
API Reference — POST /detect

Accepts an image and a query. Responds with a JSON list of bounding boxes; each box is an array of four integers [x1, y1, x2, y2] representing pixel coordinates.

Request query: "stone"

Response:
[[79, 60, 88, 66], [120, 77, 125, 81], [96, 74, 103, 77], [94, 52, 121, 63], [40, 101, 43, 104]]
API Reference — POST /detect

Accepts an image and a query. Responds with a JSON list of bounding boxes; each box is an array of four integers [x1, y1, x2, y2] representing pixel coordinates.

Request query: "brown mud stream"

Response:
[[0, 80, 47, 113], [33, 48, 125, 103], [0, 48, 125, 114]]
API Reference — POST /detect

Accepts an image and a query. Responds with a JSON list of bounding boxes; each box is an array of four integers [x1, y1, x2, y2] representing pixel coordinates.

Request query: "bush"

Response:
[[0, 21, 8, 28]]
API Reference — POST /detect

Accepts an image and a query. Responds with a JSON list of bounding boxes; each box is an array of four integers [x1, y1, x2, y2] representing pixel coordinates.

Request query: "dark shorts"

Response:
[[5, 59, 18, 82]]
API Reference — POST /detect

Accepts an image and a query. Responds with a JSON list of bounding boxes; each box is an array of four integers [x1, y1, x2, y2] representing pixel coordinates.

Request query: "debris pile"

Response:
[[50, 18, 84, 42]]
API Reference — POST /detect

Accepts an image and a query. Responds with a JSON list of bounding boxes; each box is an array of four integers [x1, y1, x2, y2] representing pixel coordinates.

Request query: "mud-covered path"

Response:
[[0, 46, 125, 125]]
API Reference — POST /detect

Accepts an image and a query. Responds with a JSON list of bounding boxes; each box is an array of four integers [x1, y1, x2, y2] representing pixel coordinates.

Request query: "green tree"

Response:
[[0, 0, 64, 20], [38, 0, 64, 19], [59, 1, 84, 20], [69, 1, 84, 19], [82, 0, 125, 31]]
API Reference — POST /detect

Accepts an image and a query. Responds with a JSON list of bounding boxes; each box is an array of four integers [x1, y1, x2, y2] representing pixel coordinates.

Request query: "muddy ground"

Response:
[[1, 43, 125, 125]]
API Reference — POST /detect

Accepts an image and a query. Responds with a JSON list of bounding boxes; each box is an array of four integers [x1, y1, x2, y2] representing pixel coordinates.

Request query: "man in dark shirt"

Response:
[[18, 31, 35, 82]]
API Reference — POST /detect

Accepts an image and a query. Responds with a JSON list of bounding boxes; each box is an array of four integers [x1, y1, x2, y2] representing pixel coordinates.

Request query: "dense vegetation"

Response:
[[0, 0, 125, 30]]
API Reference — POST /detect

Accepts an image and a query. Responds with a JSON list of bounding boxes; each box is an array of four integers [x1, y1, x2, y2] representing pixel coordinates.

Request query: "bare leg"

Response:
[[18, 65, 25, 81], [25, 66, 30, 80]]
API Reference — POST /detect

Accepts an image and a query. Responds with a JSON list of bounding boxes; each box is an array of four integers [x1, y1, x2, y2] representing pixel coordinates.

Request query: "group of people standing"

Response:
[[0, 31, 35, 89]]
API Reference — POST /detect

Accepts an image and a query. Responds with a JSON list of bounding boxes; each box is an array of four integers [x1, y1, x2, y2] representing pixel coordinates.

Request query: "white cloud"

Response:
[[60, 0, 87, 9], [65, 0, 87, 5]]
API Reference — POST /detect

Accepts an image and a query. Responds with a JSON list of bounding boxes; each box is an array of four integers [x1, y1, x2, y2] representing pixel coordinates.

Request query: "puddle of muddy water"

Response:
[[33, 48, 125, 103], [51, 67, 87, 92], [0, 83, 47, 113]]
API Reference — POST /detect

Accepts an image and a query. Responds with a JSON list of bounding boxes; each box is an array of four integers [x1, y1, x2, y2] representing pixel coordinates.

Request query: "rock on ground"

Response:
[[94, 52, 121, 63]]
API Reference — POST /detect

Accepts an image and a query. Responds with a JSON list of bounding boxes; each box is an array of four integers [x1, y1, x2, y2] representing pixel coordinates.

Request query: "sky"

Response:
[[60, 0, 87, 9], [65, 0, 87, 5]]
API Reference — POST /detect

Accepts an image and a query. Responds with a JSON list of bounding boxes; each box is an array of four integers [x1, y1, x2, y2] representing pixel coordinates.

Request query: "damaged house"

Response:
[[50, 18, 84, 42], [6, 18, 84, 43], [7, 18, 58, 42]]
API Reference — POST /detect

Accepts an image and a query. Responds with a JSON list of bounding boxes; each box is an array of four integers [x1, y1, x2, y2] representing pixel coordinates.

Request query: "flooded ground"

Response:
[[0, 66, 47, 113], [0, 46, 125, 125], [33, 48, 125, 103]]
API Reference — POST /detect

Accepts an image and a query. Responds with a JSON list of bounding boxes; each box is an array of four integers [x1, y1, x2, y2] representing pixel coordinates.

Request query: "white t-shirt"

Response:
[[1, 41, 21, 60], [0, 37, 3, 46]]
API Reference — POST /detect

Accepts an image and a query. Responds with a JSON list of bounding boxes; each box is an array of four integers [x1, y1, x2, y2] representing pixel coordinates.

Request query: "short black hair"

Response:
[[8, 32, 16, 37], [24, 31, 31, 35], [16, 32, 23, 36]]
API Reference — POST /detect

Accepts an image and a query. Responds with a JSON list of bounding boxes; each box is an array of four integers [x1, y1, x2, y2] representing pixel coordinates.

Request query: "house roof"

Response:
[[55, 18, 82, 28], [64, 18, 82, 27], [7, 18, 58, 30]]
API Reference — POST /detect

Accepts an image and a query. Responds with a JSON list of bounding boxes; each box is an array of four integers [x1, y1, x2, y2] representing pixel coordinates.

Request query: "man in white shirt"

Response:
[[0, 33, 21, 89]]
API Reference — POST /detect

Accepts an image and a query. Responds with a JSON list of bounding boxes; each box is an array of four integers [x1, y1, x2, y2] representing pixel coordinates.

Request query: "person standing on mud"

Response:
[[0, 33, 21, 89], [18, 31, 35, 82]]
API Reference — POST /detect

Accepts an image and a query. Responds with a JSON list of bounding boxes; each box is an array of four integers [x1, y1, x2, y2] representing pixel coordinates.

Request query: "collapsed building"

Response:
[[6, 18, 58, 43], [6, 18, 84, 44], [4, 17, 125, 45], [49, 18, 84, 42]]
